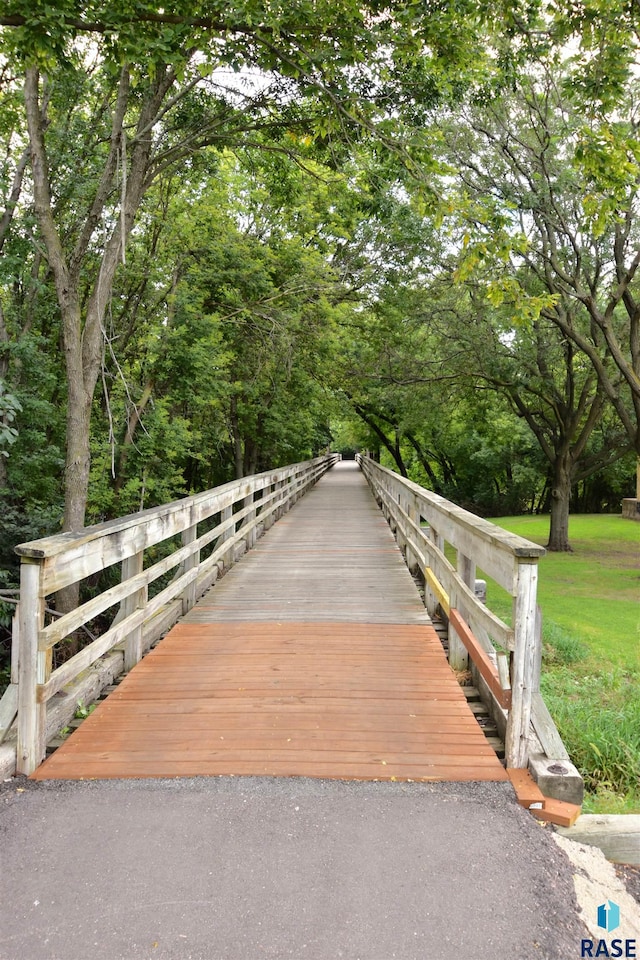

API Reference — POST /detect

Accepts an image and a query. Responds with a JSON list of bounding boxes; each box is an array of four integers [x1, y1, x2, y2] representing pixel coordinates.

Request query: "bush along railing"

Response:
[[10, 455, 339, 775], [357, 455, 580, 787]]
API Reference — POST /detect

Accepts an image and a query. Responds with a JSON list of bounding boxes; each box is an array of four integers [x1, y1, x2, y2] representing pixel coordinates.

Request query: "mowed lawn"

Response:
[[489, 514, 639, 670]]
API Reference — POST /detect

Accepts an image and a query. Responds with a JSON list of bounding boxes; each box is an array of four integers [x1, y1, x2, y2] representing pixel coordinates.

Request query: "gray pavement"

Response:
[[0, 776, 588, 960]]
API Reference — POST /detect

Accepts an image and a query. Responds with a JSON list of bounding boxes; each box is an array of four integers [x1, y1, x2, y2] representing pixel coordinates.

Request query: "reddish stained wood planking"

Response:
[[32, 622, 507, 782]]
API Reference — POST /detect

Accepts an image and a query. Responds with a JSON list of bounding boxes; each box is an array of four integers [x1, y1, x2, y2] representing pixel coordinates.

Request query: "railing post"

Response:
[[282, 478, 292, 514], [449, 551, 473, 670], [286, 475, 294, 509], [16, 559, 46, 775], [121, 550, 146, 671], [181, 508, 199, 615], [383, 477, 391, 523], [505, 560, 540, 768], [447, 622, 467, 670], [298, 466, 308, 498], [263, 480, 275, 531], [292, 469, 302, 505], [11, 608, 19, 684], [405, 495, 419, 575], [421, 523, 442, 617], [395, 492, 406, 552], [220, 504, 234, 568], [273, 479, 283, 519], [243, 491, 256, 548]]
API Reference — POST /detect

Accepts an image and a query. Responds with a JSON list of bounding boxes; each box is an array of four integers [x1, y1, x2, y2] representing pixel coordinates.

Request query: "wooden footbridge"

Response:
[[1, 456, 581, 810]]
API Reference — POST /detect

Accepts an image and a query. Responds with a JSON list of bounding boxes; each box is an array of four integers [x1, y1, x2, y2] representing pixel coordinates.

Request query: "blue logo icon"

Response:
[[597, 900, 621, 933]]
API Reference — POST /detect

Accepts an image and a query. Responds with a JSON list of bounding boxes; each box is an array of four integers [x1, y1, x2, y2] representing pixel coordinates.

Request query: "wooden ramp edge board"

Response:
[[533, 798, 582, 829], [507, 768, 546, 811], [31, 622, 508, 784], [507, 768, 581, 828]]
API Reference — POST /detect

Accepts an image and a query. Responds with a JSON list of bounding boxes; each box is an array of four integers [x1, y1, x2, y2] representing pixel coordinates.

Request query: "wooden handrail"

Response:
[[14, 454, 339, 774], [356, 454, 543, 768]]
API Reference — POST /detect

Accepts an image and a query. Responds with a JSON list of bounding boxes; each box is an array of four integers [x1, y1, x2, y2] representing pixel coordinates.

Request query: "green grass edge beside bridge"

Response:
[[488, 514, 640, 814]]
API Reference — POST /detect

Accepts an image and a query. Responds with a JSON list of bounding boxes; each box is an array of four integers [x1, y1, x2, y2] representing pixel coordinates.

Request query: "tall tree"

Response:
[[437, 62, 640, 521], [0, 0, 558, 554], [444, 292, 631, 548]]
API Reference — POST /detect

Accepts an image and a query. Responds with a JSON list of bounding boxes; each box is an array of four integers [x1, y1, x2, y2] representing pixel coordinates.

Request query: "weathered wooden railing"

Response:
[[9, 454, 339, 775], [358, 454, 547, 770]]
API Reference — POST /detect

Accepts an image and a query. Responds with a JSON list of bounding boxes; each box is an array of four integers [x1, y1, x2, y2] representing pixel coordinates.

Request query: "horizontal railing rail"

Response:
[[357, 454, 545, 769], [12, 454, 339, 774]]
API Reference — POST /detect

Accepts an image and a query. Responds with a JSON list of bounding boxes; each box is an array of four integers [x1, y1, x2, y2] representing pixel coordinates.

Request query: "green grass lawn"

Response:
[[491, 514, 639, 670], [482, 514, 640, 813]]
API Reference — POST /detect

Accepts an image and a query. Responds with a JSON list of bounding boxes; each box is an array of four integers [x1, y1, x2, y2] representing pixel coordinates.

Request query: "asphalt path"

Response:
[[0, 776, 588, 960]]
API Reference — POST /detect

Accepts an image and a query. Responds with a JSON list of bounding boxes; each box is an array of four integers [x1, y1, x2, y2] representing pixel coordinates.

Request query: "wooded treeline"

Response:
[[0, 0, 638, 626]]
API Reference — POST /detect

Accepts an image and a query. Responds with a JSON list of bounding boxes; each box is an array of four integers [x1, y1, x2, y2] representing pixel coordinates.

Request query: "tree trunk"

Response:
[[244, 439, 258, 477], [405, 432, 442, 492], [63, 354, 94, 533], [0, 302, 10, 490], [230, 396, 244, 479], [353, 404, 408, 476], [54, 357, 92, 614], [547, 457, 573, 551]]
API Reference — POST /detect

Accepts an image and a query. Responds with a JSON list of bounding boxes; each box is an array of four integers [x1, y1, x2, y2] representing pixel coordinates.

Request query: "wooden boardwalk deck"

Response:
[[32, 463, 507, 783]]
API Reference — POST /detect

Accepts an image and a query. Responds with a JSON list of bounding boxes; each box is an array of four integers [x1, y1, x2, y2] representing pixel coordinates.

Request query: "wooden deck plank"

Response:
[[181, 465, 431, 626], [40, 765, 502, 780], [54, 730, 491, 747], [32, 464, 507, 783], [81, 696, 476, 714], [33, 621, 507, 782], [43, 746, 503, 763]]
